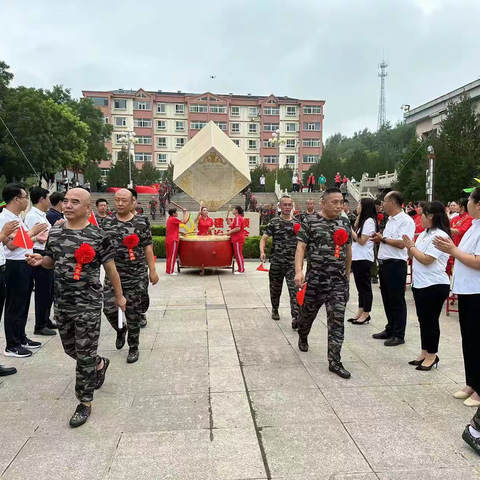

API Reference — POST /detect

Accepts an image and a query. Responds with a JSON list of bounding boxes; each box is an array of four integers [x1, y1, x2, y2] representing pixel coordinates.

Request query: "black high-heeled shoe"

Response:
[[352, 315, 371, 325], [347, 318, 358, 323], [416, 356, 439, 371], [408, 358, 426, 366]]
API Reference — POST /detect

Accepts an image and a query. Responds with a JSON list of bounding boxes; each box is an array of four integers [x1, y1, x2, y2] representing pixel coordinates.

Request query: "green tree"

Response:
[[107, 148, 139, 187], [0, 60, 13, 103], [163, 161, 174, 182], [84, 163, 102, 191], [137, 161, 161, 185]]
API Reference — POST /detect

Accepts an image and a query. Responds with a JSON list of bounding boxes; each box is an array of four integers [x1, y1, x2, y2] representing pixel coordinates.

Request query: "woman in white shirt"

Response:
[[433, 188, 480, 454], [402, 201, 450, 371], [349, 198, 377, 325]]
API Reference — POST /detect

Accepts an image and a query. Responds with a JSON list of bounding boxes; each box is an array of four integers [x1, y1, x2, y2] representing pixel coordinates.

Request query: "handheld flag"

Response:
[[13, 227, 34, 250], [296, 283, 307, 306], [257, 263, 269, 272], [88, 211, 98, 227]]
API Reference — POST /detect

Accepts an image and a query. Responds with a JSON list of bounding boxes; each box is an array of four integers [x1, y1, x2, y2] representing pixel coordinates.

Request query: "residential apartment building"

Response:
[[82, 89, 325, 173]]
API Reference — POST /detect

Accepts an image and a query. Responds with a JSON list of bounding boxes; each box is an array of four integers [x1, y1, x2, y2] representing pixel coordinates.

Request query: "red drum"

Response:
[[178, 235, 234, 271]]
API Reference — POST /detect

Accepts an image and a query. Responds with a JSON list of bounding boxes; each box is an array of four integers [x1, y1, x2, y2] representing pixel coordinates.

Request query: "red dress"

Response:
[[197, 216, 213, 236]]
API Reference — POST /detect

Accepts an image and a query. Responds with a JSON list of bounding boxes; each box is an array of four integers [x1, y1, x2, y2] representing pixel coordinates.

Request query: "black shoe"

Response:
[[127, 348, 139, 364], [409, 358, 426, 366], [4, 346, 32, 358], [372, 330, 391, 340], [329, 362, 351, 379], [47, 320, 58, 329], [372, 277, 379, 284], [34, 327, 57, 336], [116, 328, 126, 350], [291, 319, 299, 330], [347, 317, 358, 323], [69, 403, 91, 428], [140, 314, 147, 328], [416, 356, 439, 371], [462, 425, 480, 456], [352, 315, 371, 325], [21, 338, 42, 350], [298, 337, 309, 352], [271, 309, 280, 321], [95, 357, 110, 389], [0, 364, 17, 376], [384, 337, 405, 347]]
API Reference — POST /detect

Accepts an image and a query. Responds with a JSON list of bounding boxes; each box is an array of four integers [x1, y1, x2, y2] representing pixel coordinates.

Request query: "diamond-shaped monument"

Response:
[[173, 121, 251, 211]]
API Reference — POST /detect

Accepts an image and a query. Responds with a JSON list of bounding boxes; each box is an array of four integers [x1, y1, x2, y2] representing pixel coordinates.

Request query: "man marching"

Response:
[[26, 188, 126, 427], [260, 195, 301, 329], [102, 189, 158, 364], [295, 187, 353, 379]]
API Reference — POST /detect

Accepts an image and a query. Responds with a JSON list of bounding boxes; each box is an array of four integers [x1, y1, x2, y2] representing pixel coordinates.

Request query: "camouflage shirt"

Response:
[[102, 214, 152, 278], [96, 215, 109, 230], [297, 213, 352, 282], [264, 216, 300, 264], [44, 223, 115, 312]]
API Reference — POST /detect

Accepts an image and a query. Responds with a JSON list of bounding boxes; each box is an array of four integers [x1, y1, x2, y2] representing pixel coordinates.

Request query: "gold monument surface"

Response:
[[173, 121, 251, 211]]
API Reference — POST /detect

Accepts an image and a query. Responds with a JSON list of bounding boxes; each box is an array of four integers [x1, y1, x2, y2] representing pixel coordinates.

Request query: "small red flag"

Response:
[[257, 263, 269, 272], [88, 211, 98, 227], [296, 283, 307, 306], [13, 227, 34, 249]]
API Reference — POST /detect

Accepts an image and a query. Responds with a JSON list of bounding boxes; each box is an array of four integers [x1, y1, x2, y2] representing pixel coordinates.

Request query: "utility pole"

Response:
[[426, 146, 435, 201], [377, 59, 388, 130]]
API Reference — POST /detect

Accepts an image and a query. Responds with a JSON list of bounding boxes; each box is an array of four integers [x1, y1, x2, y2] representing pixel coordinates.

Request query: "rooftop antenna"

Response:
[[377, 59, 388, 130]]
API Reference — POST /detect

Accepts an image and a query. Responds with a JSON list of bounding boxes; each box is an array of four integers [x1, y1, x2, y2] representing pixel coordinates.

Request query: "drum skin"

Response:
[[179, 235, 233, 268]]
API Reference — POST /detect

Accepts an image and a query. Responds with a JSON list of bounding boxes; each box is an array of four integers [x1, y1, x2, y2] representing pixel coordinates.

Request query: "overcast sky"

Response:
[[1, 0, 479, 138]]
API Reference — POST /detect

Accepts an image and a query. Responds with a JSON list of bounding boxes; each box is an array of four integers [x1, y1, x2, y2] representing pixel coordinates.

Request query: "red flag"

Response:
[[13, 227, 34, 249], [257, 263, 269, 272], [296, 283, 307, 306], [88, 211, 98, 227]]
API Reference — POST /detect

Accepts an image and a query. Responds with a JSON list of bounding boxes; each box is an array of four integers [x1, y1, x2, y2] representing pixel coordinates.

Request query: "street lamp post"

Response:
[[269, 129, 286, 187], [426, 145, 435, 201], [119, 131, 138, 188]]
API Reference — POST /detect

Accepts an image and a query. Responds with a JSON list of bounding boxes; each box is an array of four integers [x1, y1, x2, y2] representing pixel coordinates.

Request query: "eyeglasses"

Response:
[[16, 195, 28, 200]]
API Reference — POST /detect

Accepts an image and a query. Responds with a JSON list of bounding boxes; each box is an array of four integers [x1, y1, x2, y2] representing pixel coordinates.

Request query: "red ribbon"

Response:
[[333, 229, 349, 259], [123, 234, 140, 261]]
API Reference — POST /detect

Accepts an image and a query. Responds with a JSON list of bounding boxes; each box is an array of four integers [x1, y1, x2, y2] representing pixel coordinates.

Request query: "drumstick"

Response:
[[171, 201, 186, 211]]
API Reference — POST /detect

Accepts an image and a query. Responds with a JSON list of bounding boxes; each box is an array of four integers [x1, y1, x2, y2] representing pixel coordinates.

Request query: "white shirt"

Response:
[[453, 219, 480, 295], [24, 206, 50, 251], [412, 229, 450, 288], [352, 218, 376, 262], [292, 176, 298, 184], [260, 176, 266, 185], [0, 208, 33, 260], [0, 238, 5, 266], [378, 211, 415, 261]]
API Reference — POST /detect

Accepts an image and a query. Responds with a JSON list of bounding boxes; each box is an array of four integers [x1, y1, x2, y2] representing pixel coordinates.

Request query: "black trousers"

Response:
[[0, 267, 5, 324], [352, 260, 373, 312], [5, 260, 33, 348], [32, 249, 54, 329], [371, 244, 379, 279], [379, 260, 407, 339], [458, 294, 480, 393], [412, 284, 449, 354]]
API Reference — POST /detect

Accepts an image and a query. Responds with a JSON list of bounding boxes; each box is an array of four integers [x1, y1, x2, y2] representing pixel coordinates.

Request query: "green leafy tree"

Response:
[[137, 161, 161, 185], [84, 163, 102, 191], [163, 161, 174, 182], [0, 60, 13, 104], [107, 148, 139, 187]]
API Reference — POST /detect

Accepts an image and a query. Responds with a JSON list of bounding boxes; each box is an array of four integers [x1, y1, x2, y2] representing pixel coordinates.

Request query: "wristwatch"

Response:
[[381, 237, 387, 244]]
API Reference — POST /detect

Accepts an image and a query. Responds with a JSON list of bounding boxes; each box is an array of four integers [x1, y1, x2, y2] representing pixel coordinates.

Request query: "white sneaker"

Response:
[[166, 272, 178, 276], [234, 271, 245, 275]]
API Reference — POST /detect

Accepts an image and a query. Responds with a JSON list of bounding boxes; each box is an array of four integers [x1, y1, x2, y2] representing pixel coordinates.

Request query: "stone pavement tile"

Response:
[[228, 307, 272, 321], [0, 373, 72, 401], [377, 467, 480, 479], [0, 437, 29, 476], [157, 318, 208, 332], [2, 433, 121, 480], [107, 430, 211, 480], [243, 365, 318, 391], [99, 332, 157, 351], [207, 316, 232, 331], [436, 358, 467, 383], [154, 330, 208, 348], [149, 346, 209, 366], [270, 474, 378, 480], [163, 309, 207, 321], [125, 394, 209, 432], [168, 296, 206, 306], [261, 424, 371, 478], [306, 362, 387, 389], [237, 344, 301, 366], [230, 315, 280, 331], [345, 419, 469, 472], [322, 386, 421, 423], [251, 389, 338, 427], [233, 328, 289, 345], [0, 399, 56, 435], [209, 346, 240, 366], [210, 427, 266, 479], [208, 330, 235, 347], [209, 366, 245, 393], [211, 392, 253, 429]]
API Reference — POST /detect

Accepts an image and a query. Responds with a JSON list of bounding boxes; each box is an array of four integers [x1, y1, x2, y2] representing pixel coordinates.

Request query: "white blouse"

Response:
[[352, 218, 376, 262], [453, 219, 480, 295]]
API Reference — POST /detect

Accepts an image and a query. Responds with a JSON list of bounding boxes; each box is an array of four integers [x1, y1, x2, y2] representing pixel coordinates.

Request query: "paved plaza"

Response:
[[0, 261, 480, 479]]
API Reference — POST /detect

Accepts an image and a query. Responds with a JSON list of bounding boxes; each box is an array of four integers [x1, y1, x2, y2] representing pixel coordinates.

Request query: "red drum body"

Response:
[[178, 235, 233, 269]]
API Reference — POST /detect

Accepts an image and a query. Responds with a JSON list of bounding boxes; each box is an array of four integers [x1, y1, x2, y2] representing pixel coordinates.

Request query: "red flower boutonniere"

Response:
[[294, 223, 301, 234], [123, 234, 140, 260], [333, 229, 349, 258], [73, 243, 96, 280]]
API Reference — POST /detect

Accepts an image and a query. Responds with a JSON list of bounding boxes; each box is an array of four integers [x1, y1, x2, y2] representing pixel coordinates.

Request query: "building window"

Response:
[[133, 101, 151, 110], [157, 137, 167, 148], [176, 138, 186, 149], [286, 139, 296, 148], [263, 155, 278, 164], [115, 134, 125, 144], [175, 104, 185, 114], [101, 169, 109, 176], [303, 154, 320, 163], [286, 106, 297, 116], [104, 116, 109, 124], [264, 107, 279, 115], [232, 139, 241, 147], [303, 122, 321, 131], [248, 124, 258, 134], [210, 105, 227, 114], [114, 99, 127, 109], [175, 121, 186, 131], [135, 153, 152, 162], [264, 123, 279, 132], [157, 103, 166, 114], [156, 120, 166, 130], [303, 105, 322, 114], [134, 118, 152, 128], [214, 121, 227, 131], [115, 117, 127, 127], [263, 140, 274, 148], [248, 156, 258, 167], [157, 153, 168, 164], [190, 104, 208, 113], [248, 107, 259, 117], [137, 136, 152, 145], [285, 155, 295, 165], [286, 123, 297, 132], [303, 139, 321, 147], [248, 140, 257, 150], [191, 121, 207, 130], [230, 106, 240, 116], [91, 97, 108, 107], [230, 123, 240, 133]]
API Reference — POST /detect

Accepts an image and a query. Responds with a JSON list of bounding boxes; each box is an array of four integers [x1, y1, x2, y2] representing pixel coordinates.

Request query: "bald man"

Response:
[[26, 188, 126, 427], [102, 189, 158, 364]]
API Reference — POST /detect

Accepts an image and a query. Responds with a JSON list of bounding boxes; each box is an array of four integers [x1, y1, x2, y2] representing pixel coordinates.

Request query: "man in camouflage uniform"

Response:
[[260, 195, 301, 329], [102, 189, 159, 363], [295, 187, 353, 379], [26, 188, 126, 427]]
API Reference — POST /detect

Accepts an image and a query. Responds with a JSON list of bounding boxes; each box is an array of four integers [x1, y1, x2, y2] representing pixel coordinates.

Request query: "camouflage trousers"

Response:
[[471, 408, 480, 431], [56, 308, 101, 403], [103, 274, 149, 349], [298, 277, 349, 364], [269, 261, 300, 320]]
